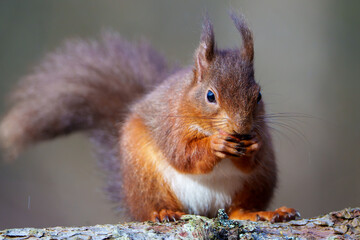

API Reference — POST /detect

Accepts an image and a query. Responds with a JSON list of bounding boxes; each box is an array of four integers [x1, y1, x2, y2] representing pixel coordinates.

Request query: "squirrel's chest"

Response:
[[160, 159, 246, 217]]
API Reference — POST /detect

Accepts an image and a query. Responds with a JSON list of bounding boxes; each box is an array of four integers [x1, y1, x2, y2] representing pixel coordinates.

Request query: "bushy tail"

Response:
[[0, 32, 170, 159]]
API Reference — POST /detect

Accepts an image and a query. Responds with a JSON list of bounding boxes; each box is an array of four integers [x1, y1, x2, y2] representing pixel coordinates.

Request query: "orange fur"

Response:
[[120, 114, 184, 220]]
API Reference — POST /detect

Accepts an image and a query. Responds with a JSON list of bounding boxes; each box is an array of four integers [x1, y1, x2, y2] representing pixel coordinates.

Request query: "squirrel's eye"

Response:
[[206, 90, 216, 103], [257, 92, 262, 103]]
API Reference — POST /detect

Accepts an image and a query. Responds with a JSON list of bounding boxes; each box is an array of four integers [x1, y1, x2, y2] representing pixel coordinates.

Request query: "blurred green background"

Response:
[[0, 0, 359, 228]]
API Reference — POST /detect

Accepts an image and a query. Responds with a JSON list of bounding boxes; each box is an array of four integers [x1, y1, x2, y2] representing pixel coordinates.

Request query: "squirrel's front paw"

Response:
[[211, 132, 260, 159]]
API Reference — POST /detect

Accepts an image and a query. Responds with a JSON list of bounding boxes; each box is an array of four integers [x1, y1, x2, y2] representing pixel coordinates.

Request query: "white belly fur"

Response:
[[159, 159, 247, 217]]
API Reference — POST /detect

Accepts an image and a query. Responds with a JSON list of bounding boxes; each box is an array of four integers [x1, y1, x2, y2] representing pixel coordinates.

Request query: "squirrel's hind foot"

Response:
[[151, 209, 185, 222], [229, 206, 300, 223]]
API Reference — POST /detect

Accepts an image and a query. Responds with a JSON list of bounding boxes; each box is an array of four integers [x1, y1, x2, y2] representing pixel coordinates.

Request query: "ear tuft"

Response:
[[230, 11, 254, 63], [194, 15, 215, 81]]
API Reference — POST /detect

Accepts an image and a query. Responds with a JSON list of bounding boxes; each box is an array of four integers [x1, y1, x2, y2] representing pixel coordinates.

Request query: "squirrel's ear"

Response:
[[230, 11, 254, 63], [194, 16, 215, 81]]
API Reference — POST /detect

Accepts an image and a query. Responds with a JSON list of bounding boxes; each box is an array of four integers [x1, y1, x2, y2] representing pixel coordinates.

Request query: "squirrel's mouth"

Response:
[[231, 133, 254, 141]]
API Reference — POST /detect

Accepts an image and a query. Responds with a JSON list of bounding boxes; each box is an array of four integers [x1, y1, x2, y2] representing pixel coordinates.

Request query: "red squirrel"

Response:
[[0, 13, 299, 223]]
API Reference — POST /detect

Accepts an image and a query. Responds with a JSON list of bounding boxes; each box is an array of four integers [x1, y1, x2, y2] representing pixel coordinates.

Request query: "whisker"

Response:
[[265, 120, 310, 148], [255, 119, 301, 148], [260, 112, 337, 127], [261, 112, 315, 118], [253, 125, 266, 140], [266, 125, 298, 148]]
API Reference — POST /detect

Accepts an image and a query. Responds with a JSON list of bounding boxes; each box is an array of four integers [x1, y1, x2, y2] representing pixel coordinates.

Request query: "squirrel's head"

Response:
[[187, 12, 263, 136]]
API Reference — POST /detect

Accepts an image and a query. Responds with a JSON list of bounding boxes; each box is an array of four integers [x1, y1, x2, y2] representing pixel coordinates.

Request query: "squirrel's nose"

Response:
[[232, 119, 252, 135]]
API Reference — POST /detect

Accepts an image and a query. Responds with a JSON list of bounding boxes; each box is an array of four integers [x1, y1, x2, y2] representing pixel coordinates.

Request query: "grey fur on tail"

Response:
[[0, 32, 171, 160], [0, 32, 173, 210]]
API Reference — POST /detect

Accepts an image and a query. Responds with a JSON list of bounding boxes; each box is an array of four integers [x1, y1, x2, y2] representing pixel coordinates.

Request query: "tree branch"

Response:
[[1, 208, 359, 239]]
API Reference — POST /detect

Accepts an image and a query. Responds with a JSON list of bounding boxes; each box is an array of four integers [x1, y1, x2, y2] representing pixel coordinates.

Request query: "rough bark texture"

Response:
[[1, 208, 359, 239]]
